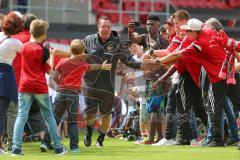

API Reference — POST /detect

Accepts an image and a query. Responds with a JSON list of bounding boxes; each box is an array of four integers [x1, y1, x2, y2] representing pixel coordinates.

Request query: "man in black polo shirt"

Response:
[[83, 16, 141, 147]]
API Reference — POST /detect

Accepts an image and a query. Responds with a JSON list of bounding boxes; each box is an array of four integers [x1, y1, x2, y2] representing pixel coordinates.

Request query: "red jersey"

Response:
[[179, 36, 202, 87], [55, 57, 90, 91], [174, 36, 189, 74], [12, 31, 30, 87], [167, 35, 182, 52], [18, 42, 50, 94], [181, 28, 226, 84]]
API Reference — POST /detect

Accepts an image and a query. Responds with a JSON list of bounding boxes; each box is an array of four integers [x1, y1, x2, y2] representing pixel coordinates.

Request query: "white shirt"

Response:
[[133, 56, 147, 104], [171, 71, 179, 84], [0, 33, 23, 65]]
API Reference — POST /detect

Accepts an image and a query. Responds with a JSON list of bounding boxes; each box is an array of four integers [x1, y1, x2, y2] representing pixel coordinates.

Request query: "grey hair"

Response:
[[205, 18, 224, 31]]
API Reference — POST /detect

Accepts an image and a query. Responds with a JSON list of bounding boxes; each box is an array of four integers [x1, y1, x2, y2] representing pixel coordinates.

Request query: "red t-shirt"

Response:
[[173, 36, 189, 74], [55, 57, 90, 91], [181, 28, 226, 84], [179, 36, 202, 87], [18, 42, 50, 94], [167, 35, 182, 52], [12, 31, 31, 87]]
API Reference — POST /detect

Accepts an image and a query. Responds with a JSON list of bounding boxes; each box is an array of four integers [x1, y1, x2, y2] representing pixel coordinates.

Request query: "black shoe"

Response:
[[96, 131, 105, 147], [84, 126, 92, 147], [205, 141, 224, 147], [8, 145, 12, 151], [227, 139, 239, 146], [48, 144, 54, 150], [175, 139, 190, 145], [55, 147, 68, 155], [40, 144, 48, 152], [40, 143, 54, 152], [11, 148, 23, 156]]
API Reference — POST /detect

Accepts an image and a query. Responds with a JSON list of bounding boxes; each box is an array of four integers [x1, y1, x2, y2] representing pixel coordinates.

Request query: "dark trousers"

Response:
[[208, 73, 240, 143], [177, 72, 208, 142], [0, 96, 10, 135], [44, 90, 79, 149], [165, 83, 178, 140]]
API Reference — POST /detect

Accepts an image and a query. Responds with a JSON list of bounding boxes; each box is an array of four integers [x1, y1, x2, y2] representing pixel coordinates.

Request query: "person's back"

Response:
[[55, 57, 89, 91], [12, 19, 67, 155], [183, 28, 226, 83], [19, 42, 49, 94]]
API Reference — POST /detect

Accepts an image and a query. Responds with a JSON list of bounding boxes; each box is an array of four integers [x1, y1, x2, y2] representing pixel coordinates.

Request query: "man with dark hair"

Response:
[[128, 15, 169, 50], [143, 11, 207, 146], [83, 16, 141, 147], [128, 15, 169, 144]]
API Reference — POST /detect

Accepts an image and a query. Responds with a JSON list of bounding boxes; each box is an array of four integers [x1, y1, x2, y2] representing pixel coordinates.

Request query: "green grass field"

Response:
[[0, 132, 239, 160]]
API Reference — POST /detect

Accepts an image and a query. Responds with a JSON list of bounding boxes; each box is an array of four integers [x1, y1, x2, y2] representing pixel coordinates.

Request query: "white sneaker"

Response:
[[0, 148, 9, 155], [190, 139, 199, 146], [152, 138, 168, 146], [164, 139, 178, 146]]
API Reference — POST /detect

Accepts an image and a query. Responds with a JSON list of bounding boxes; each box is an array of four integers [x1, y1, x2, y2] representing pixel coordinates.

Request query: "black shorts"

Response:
[[84, 88, 114, 115]]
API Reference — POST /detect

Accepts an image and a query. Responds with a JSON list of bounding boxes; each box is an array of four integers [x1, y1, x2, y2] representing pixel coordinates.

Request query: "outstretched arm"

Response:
[[128, 21, 144, 45], [156, 51, 182, 65], [88, 60, 112, 71], [152, 65, 176, 90]]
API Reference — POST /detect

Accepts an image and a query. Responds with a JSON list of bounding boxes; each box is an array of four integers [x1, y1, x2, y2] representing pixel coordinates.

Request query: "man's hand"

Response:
[[128, 21, 137, 32], [101, 60, 112, 70], [50, 48, 57, 56], [141, 59, 157, 71]]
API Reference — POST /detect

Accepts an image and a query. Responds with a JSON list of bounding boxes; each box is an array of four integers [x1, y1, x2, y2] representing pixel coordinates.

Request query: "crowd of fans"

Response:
[[0, 9, 239, 156]]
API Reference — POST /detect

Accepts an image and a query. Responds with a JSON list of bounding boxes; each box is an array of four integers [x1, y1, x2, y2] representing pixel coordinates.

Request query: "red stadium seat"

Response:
[[153, 2, 166, 12], [58, 39, 71, 45], [92, 0, 106, 12], [138, 1, 151, 12], [123, 1, 135, 11], [47, 38, 58, 43]]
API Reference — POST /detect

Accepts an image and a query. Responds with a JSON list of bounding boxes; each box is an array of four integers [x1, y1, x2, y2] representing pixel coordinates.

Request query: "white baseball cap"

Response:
[[180, 18, 203, 31]]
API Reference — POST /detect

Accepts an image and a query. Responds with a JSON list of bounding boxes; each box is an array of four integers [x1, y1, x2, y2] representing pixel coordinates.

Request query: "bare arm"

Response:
[[153, 49, 171, 58], [88, 60, 112, 71], [52, 48, 71, 58], [152, 65, 176, 90], [128, 31, 143, 45], [156, 65, 176, 83], [156, 51, 182, 65], [88, 64, 102, 71], [53, 70, 61, 84], [128, 21, 144, 45]]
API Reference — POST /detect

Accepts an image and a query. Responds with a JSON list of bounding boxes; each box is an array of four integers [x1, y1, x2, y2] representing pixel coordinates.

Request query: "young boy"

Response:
[[41, 39, 111, 152], [12, 19, 67, 155]]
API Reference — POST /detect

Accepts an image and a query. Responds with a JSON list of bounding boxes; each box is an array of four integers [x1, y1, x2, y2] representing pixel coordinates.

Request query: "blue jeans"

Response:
[[224, 98, 239, 141], [13, 93, 62, 150], [207, 97, 239, 141], [189, 109, 198, 140]]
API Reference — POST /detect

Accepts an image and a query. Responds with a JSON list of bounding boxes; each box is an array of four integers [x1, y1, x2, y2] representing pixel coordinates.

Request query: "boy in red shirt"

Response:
[[42, 39, 111, 152], [12, 19, 67, 155]]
